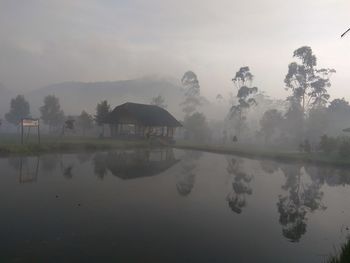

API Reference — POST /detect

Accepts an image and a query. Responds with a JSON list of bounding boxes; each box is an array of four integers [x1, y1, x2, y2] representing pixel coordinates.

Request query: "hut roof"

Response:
[[109, 102, 182, 127]]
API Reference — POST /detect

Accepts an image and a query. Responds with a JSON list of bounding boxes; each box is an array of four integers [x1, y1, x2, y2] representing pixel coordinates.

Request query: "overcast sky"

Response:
[[0, 0, 349, 100]]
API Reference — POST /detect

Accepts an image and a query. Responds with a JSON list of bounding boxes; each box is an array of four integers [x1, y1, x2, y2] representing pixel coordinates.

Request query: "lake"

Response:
[[1, 148, 350, 262]]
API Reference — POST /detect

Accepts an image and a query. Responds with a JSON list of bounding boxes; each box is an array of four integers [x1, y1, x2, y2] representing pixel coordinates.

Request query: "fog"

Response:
[[1, 0, 350, 96], [3, 2, 350, 261], [1, 0, 350, 149]]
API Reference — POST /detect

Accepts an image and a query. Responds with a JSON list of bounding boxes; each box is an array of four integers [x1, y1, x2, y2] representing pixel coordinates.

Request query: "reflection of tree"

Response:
[[41, 155, 58, 172], [77, 152, 92, 164], [226, 158, 253, 214], [259, 160, 279, 174], [59, 155, 74, 179], [305, 165, 350, 187], [277, 164, 326, 242], [93, 153, 108, 180], [176, 151, 202, 196], [61, 164, 74, 179]]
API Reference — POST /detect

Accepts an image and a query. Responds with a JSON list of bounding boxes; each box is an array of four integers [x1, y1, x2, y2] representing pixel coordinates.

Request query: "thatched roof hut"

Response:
[[108, 102, 181, 138]]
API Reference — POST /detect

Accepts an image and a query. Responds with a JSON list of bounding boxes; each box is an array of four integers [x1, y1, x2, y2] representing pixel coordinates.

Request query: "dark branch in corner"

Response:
[[341, 28, 350, 38]]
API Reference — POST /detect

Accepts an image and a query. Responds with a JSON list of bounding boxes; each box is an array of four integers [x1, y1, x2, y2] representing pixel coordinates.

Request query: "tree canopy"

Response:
[[284, 46, 335, 112], [180, 71, 201, 116], [40, 95, 64, 131], [230, 66, 258, 138], [5, 95, 30, 125], [150, 95, 167, 109], [95, 100, 111, 126]]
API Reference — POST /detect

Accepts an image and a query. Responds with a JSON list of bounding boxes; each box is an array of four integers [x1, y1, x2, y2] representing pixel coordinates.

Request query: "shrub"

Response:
[[319, 134, 338, 154]]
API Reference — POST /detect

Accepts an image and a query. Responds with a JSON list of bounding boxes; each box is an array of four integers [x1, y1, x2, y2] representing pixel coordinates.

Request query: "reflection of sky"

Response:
[[0, 150, 350, 262]]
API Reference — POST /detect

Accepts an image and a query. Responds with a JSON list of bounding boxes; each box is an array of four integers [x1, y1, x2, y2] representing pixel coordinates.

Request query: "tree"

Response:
[[77, 110, 94, 136], [180, 71, 201, 116], [326, 98, 350, 136], [328, 98, 350, 113], [183, 112, 210, 142], [338, 138, 350, 158], [5, 95, 30, 125], [150, 94, 167, 109], [284, 46, 335, 114], [280, 95, 304, 146], [319, 134, 337, 154], [40, 95, 64, 132], [94, 100, 111, 137], [260, 109, 284, 143], [230, 66, 258, 138], [305, 107, 329, 141]]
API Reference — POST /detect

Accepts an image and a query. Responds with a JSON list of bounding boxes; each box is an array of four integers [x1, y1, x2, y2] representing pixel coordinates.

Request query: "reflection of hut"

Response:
[[107, 102, 182, 140], [106, 149, 179, 180]]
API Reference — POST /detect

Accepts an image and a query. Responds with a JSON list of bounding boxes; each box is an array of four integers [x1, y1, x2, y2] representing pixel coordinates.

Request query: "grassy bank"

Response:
[[0, 135, 151, 156], [327, 239, 350, 263], [174, 141, 350, 167]]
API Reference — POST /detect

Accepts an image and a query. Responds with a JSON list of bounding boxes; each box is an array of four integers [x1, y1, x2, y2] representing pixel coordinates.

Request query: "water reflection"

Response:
[[4, 149, 350, 246], [40, 154, 58, 172], [93, 152, 108, 179], [93, 148, 179, 180], [277, 164, 327, 242], [176, 150, 202, 196], [226, 157, 253, 214], [8, 156, 40, 183]]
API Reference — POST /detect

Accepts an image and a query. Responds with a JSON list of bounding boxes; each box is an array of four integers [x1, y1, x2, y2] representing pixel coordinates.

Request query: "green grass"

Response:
[[327, 239, 350, 263], [174, 141, 350, 167], [0, 134, 151, 156], [2, 133, 350, 167]]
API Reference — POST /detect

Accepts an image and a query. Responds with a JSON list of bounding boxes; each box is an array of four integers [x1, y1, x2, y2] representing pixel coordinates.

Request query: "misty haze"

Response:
[[1, 1, 350, 262]]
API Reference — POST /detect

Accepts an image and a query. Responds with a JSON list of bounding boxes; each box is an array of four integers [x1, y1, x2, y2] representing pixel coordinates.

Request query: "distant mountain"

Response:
[[25, 77, 184, 119]]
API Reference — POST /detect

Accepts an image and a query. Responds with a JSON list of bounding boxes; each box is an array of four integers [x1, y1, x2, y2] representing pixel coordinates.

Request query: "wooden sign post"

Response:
[[20, 118, 40, 145]]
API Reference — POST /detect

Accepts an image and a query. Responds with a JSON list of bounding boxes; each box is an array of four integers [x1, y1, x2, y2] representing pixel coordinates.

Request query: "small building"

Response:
[[108, 102, 182, 139]]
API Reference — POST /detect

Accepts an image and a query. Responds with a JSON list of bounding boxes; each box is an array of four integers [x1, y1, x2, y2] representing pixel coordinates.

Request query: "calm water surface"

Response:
[[1, 148, 350, 262]]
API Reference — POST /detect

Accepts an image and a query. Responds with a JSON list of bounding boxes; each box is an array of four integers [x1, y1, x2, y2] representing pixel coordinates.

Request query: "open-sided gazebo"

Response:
[[107, 102, 182, 139]]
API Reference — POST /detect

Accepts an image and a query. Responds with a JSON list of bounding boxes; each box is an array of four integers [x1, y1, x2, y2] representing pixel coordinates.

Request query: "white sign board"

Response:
[[22, 119, 39, 127]]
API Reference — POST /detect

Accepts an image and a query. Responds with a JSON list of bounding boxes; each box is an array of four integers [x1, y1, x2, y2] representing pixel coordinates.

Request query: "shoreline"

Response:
[[0, 138, 152, 157], [174, 143, 350, 167], [2, 137, 350, 167]]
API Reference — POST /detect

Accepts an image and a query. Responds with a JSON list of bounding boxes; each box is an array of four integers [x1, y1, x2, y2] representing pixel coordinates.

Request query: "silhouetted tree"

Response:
[[283, 98, 304, 145], [150, 94, 167, 109], [305, 107, 329, 142], [326, 98, 350, 135], [77, 110, 93, 136], [183, 112, 210, 142], [284, 46, 335, 113], [260, 109, 284, 143], [180, 71, 201, 116], [95, 100, 111, 137], [5, 95, 30, 125], [230, 66, 258, 139], [40, 95, 64, 132], [319, 134, 337, 154]]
